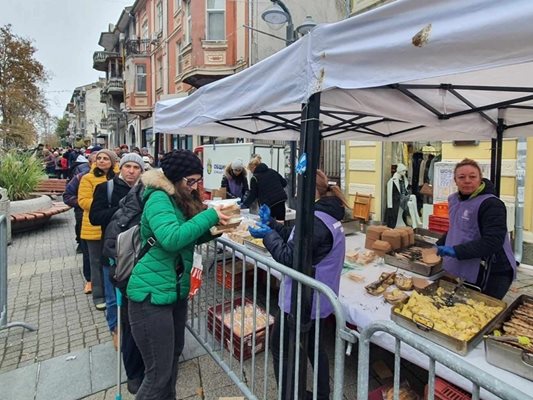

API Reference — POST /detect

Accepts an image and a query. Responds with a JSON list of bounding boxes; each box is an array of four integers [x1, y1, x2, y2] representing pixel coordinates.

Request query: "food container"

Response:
[[207, 297, 274, 360], [384, 239, 443, 277], [391, 280, 506, 355], [243, 238, 270, 256], [484, 294, 533, 381]]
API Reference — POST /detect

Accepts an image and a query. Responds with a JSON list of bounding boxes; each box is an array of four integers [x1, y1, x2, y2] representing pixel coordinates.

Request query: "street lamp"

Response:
[[261, 1, 317, 209], [261, 4, 318, 399], [261, 1, 317, 46]]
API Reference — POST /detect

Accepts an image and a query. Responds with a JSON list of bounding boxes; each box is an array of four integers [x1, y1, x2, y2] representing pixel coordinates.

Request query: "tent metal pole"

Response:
[[286, 92, 321, 400], [288, 141, 297, 208], [495, 118, 504, 196], [154, 132, 161, 164], [490, 138, 497, 184]]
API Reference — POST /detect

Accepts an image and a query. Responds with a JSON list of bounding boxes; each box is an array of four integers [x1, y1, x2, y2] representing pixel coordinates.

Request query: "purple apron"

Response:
[[444, 193, 516, 283], [280, 211, 345, 319], [228, 178, 243, 198]]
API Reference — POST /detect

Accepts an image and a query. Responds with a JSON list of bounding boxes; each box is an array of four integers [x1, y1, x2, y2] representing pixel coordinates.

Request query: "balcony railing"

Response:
[[125, 39, 151, 57], [93, 51, 120, 71], [106, 78, 124, 96]]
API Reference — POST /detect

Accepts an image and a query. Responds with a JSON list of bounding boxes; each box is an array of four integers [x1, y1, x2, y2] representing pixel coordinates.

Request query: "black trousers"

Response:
[[120, 294, 145, 381], [474, 265, 514, 300], [270, 310, 330, 400], [129, 297, 188, 400]]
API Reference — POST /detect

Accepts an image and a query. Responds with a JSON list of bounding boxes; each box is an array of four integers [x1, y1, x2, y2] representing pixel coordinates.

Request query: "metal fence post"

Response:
[[0, 215, 37, 332]]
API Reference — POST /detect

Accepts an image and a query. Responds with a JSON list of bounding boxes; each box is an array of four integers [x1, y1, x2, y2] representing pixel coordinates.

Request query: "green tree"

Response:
[[55, 116, 69, 140], [0, 24, 49, 148]]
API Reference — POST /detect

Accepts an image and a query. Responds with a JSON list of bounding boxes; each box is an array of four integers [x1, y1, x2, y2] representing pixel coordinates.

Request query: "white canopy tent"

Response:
[[155, 0, 533, 142]]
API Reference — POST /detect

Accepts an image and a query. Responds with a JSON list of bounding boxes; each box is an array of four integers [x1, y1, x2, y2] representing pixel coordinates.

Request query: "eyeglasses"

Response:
[[183, 177, 203, 187]]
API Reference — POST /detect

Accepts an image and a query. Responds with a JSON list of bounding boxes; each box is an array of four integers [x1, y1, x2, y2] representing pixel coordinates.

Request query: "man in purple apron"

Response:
[[437, 159, 516, 299], [249, 170, 348, 400]]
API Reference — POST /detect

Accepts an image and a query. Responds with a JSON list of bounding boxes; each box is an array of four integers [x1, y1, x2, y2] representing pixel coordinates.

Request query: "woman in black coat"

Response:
[[242, 156, 287, 220]]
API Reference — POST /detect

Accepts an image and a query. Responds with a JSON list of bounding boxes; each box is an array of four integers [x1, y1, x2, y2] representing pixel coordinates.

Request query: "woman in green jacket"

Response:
[[127, 150, 229, 399]]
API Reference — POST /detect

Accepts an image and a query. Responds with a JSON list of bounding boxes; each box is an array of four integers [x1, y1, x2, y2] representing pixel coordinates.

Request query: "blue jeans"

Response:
[[103, 265, 117, 332]]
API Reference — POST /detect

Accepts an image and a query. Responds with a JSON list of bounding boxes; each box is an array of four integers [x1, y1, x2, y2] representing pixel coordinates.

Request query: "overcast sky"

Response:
[[1, 0, 132, 118]]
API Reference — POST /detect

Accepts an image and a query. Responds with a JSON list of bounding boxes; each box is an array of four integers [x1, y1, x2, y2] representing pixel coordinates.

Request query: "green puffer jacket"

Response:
[[127, 169, 219, 305]]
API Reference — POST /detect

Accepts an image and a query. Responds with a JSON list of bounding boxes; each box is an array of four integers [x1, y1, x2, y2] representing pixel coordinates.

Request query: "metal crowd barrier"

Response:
[[357, 320, 532, 400], [187, 236, 357, 400], [0, 214, 37, 332]]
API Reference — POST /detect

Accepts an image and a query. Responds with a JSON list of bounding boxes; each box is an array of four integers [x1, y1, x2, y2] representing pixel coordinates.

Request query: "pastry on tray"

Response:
[[384, 288, 409, 305], [421, 247, 441, 265], [394, 274, 413, 291]]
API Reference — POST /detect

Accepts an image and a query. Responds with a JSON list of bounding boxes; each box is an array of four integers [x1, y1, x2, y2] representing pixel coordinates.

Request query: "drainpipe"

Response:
[[248, 0, 253, 66], [514, 138, 526, 264]]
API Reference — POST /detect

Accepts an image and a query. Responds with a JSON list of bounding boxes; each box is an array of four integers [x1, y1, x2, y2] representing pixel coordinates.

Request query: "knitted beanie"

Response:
[[96, 149, 118, 164], [119, 152, 145, 171], [160, 149, 203, 183]]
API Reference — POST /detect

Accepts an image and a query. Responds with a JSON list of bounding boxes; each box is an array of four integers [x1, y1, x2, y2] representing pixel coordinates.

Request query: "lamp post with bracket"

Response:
[[261, 4, 318, 399], [261, 1, 316, 210]]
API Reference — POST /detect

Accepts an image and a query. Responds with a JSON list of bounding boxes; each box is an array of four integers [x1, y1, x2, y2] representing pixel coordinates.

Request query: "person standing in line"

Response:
[[78, 149, 119, 310], [242, 156, 287, 220], [249, 170, 347, 400], [220, 158, 249, 199], [436, 158, 516, 299], [127, 149, 230, 399], [63, 153, 95, 294], [89, 153, 145, 348]]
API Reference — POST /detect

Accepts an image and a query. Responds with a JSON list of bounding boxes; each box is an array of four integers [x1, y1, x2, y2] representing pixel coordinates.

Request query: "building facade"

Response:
[[65, 79, 108, 147]]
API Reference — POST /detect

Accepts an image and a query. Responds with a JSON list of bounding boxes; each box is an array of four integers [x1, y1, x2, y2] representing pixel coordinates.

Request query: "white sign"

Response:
[[433, 161, 491, 203]]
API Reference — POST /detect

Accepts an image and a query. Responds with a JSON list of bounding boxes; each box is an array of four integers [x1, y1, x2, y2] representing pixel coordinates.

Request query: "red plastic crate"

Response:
[[207, 297, 274, 361], [215, 260, 253, 290], [429, 214, 449, 234], [433, 202, 449, 217], [424, 378, 471, 400]]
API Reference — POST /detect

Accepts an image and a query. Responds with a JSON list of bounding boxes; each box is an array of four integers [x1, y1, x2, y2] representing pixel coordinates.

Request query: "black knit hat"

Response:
[[160, 149, 203, 183]]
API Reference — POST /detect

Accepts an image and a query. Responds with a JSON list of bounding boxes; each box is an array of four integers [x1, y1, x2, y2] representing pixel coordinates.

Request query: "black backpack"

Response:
[[102, 183, 155, 288]]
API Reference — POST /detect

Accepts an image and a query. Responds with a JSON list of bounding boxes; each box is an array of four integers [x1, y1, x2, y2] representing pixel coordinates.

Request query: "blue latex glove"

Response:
[[437, 245, 457, 258], [248, 223, 272, 239], [258, 204, 271, 225]]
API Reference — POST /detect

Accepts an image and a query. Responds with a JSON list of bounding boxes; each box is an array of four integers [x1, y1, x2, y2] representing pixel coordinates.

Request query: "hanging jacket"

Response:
[[126, 169, 220, 305]]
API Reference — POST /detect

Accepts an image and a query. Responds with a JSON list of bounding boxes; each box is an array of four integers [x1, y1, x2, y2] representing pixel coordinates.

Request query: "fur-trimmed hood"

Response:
[[140, 168, 176, 196]]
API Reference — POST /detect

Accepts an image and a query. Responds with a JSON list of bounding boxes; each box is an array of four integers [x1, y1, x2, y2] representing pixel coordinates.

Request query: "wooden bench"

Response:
[[33, 178, 68, 197], [10, 201, 72, 233]]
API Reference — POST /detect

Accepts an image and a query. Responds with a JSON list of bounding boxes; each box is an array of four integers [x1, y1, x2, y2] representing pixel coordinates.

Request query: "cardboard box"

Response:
[[211, 187, 227, 199]]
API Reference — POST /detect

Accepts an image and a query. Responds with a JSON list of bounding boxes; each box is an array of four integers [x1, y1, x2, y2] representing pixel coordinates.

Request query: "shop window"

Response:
[[206, 0, 225, 41]]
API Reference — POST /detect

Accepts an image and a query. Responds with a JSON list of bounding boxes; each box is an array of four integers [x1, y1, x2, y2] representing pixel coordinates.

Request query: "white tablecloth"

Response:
[[340, 233, 533, 400], [222, 232, 532, 399]]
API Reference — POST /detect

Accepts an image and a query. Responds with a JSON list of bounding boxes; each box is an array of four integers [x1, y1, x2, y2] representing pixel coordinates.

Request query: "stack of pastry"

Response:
[[210, 203, 242, 234]]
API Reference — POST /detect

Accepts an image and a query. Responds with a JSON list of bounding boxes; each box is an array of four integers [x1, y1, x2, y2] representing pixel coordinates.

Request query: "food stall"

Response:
[[155, 0, 533, 397]]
